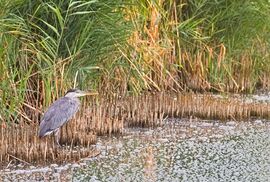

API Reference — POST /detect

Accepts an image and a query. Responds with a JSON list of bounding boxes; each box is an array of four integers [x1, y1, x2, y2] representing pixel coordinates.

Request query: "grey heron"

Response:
[[38, 89, 97, 145]]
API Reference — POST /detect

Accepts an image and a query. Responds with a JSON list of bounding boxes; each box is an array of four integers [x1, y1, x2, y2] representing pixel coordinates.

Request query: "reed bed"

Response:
[[1, 0, 270, 125], [1, 0, 270, 167], [1, 92, 270, 167]]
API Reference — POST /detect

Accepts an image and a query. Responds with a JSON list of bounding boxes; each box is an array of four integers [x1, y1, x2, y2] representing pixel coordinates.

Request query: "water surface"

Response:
[[74, 119, 270, 182], [1, 119, 270, 182]]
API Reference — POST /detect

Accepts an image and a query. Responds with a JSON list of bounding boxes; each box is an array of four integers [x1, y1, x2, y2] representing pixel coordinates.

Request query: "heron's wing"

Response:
[[39, 97, 80, 137]]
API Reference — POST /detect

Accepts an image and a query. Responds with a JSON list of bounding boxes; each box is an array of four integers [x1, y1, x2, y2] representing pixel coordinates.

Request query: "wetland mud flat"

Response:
[[1, 118, 270, 181]]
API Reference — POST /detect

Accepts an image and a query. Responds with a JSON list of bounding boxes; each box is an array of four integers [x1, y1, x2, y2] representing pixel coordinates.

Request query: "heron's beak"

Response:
[[84, 92, 99, 96]]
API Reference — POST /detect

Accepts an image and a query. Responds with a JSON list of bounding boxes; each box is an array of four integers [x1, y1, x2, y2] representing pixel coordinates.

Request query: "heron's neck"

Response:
[[64, 92, 78, 98]]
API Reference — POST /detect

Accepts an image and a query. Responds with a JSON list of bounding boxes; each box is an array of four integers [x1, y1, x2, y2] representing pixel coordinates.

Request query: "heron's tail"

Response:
[[39, 119, 51, 137]]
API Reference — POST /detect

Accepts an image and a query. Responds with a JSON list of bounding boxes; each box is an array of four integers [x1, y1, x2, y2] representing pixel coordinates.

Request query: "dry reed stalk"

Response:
[[1, 92, 270, 167]]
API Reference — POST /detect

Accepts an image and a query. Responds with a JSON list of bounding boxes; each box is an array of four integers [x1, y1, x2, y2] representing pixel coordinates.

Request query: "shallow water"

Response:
[[1, 119, 270, 182], [72, 119, 270, 182]]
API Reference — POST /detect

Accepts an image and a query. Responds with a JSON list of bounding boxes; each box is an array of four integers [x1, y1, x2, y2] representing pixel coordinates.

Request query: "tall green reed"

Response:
[[1, 0, 270, 123], [0, 0, 131, 122]]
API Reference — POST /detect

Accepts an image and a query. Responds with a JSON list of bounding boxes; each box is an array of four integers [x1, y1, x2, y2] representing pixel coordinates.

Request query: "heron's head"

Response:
[[65, 89, 98, 98]]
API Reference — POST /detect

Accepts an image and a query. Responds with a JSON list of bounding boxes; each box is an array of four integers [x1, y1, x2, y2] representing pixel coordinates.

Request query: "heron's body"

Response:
[[39, 96, 80, 137], [38, 89, 97, 145]]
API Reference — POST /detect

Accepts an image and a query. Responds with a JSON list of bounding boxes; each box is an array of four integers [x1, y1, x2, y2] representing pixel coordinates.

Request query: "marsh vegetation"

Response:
[[1, 0, 270, 167]]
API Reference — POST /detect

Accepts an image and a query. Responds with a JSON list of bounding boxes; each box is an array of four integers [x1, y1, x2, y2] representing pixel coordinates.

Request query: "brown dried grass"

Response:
[[1, 92, 270, 167]]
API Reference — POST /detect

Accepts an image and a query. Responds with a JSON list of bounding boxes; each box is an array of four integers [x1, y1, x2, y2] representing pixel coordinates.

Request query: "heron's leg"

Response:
[[54, 129, 61, 146]]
